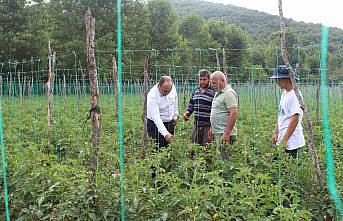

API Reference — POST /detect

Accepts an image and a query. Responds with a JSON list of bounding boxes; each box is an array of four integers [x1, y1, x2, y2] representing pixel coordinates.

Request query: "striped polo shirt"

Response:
[[186, 86, 215, 126]]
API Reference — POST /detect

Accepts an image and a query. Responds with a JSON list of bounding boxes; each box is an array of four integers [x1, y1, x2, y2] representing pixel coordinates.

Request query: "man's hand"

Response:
[[272, 132, 278, 145], [222, 132, 230, 143], [183, 112, 190, 121], [165, 134, 173, 143], [172, 119, 178, 126], [208, 127, 213, 140]]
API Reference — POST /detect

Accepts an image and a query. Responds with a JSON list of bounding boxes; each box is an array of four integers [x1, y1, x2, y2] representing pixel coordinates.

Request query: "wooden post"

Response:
[[58, 77, 61, 102], [112, 55, 118, 118], [78, 80, 81, 101], [23, 76, 27, 100], [28, 77, 32, 100], [0, 76, 2, 97], [182, 81, 187, 109], [47, 40, 56, 145], [105, 79, 109, 97], [7, 76, 10, 97], [222, 48, 227, 75], [63, 75, 66, 111], [79, 61, 86, 96], [315, 80, 320, 125], [85, 9, 101, 178], [18, 71, 23, 106], [278, 0, 324, 187], [136, 79, 140, 95], [216, 50, 220, 71], [141, 57, 150, 155]]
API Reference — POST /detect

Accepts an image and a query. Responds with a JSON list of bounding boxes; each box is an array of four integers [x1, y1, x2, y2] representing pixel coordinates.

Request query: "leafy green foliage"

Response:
[[0, 84, 341, 219], [1, 0, 341, 80]]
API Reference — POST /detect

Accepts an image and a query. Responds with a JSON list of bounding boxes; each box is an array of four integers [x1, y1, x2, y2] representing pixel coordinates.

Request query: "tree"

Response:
[[207, 19, 249, 79], [178, 13, 220, 70], [0, 0, 31, 61], [264, 28, 305, 69], [179, 13, 211, 47], [122, 0, 151, 69], [148, 0, 180, 51], [122, 0, 150, 50]]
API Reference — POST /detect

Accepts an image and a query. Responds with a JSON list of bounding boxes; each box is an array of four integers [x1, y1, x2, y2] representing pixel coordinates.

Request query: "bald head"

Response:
[[158, 76, 173, 96], [210, 71, 227, 92]]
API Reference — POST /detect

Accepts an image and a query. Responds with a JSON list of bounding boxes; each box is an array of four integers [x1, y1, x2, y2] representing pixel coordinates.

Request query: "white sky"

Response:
[[207, 0, 343, 29]]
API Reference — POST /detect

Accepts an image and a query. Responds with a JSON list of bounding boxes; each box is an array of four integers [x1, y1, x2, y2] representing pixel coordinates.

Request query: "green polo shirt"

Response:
[[210, 85, 238, 135]]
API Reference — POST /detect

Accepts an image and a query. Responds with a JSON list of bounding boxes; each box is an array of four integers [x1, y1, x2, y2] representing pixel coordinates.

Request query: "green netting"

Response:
[[320, 25, 343, 218], [117, 0, 126, 220], [0, 44, 342, 220]]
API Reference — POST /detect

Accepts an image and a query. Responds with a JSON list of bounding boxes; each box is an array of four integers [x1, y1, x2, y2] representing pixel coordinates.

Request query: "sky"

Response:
[[207, 0, 343, 29]]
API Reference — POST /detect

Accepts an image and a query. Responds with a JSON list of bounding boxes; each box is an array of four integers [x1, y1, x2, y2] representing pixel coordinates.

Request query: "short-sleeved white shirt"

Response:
[[277, 89, 305, 150]]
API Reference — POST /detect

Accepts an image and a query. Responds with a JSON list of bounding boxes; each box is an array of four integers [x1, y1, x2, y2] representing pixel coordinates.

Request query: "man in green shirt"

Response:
[[208, 71, 238, 160]]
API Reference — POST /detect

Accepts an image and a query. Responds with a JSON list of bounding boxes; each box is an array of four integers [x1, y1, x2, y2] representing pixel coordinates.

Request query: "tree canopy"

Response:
[[0, 0, 341, 80]]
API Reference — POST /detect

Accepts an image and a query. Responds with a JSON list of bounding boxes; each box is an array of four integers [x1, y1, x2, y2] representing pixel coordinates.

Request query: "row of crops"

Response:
[[0, 79, 342, 220]]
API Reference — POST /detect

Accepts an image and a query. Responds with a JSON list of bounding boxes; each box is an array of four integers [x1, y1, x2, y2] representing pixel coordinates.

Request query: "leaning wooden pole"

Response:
[[47, 40, 55, 146], [278, 0, 325, 187], [85, 9, 101, 179], [141, 57, 150, 156]]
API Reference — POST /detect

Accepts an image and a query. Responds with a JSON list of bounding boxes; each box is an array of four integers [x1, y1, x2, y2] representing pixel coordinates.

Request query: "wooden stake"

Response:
[[79, 61, 86, 96], [18, 71, 23, 106], [47, 40, 56, 145], [315, 80, 320, 125], [0, 76, 2, 97], [141, 57, 150, 155], [7, 76, 10, 97], [112, 55, 118, 118], [216, 50, 220, 71], [28, 77, 32, 100], [63, 75, 66, 111], [23, 76, 27, 100], [85, 9, 101, 178], [222, 48, 227, 75]]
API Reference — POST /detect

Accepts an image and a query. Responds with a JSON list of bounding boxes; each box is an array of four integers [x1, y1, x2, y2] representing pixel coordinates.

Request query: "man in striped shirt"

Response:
[[183, 69, 215, 146]]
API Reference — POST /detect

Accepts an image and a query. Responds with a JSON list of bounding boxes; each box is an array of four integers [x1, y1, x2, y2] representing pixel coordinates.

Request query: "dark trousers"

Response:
[[190, 125, 212, 146], [272, 148, 299, 162], [285, 148, 299, 158], [147, 119, 175, 148]]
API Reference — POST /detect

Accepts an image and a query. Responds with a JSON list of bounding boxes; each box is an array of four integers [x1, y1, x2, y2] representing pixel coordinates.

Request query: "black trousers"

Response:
[[272, 148, 300, 162], [285, 148, 299, 158], [147, 119, 175, 148]]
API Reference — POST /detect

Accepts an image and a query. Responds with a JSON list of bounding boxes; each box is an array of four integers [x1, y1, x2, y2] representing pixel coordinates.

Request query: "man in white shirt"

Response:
[[147, 76, 178, 148], [270, 65, 305, 158]]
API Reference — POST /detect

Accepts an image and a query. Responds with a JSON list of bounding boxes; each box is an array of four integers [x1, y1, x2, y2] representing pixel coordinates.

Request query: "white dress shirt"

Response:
[[147, 84, 178, 137]]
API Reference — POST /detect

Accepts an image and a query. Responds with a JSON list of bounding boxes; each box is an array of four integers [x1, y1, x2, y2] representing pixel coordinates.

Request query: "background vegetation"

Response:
[[0, 0, 342, 80]]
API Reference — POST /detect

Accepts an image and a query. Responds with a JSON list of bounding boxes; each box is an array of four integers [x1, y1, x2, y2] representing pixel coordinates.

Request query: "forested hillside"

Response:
[[0, 0, 342, 78], [172, 0, 343, 48]]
